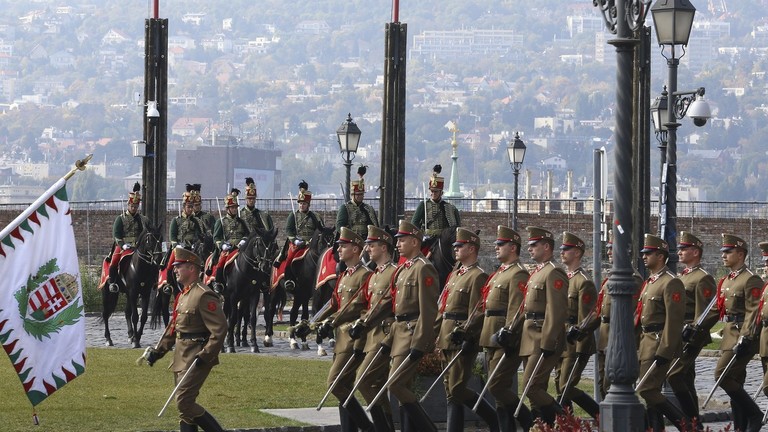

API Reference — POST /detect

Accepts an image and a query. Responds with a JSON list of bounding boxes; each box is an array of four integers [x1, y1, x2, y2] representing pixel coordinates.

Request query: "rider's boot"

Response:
[[108, 262, 119, 293]]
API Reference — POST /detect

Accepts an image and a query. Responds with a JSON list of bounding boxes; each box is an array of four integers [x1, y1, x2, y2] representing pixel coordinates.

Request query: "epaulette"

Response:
[[696, 267, 710, 275], [665, 270, 676, 278], [414, 256, 429, 265], [745, 268, 756, 276], [576, 269, 589, 280]]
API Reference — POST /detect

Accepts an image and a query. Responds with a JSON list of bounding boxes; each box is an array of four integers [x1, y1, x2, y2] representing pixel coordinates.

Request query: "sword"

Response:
[[473, 353, 507, 412], [516, 352, 544, 417], [666, 295, 720, 378], [215, 197, 223, 222], [288, 192, 296, 215], [763, 398, 768, 424], [343, 346, 384, 408], [635, 360, 657, 391], [754, 384, 764, 401], [317, 353, 359, 410], [419, 349, 464, 403], [366, 356, 411, 412], [422, 182, 428, 232], [158, 362, 197, 417], [558, 356, 583, 405], [702, 354, 738, 409]]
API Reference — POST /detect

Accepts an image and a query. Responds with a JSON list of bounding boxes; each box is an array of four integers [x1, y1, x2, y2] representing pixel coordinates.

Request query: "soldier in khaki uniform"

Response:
[[667, 232, 718, 424], [555, 232, 598, 419], [381, 220, 439, 432], [240, 177, 274, 232], [348, 225, 398, 432], [714, 234, 763, 432], [314, 227, 374, 432], [635, 234, 689, 431], [480, 226, 533, 431], [435, 228, 499, 432], [519, 226, 568, 426], [757, 242, 768, 402], [411, 165, 460, 237], [139, 247, 227, 432]]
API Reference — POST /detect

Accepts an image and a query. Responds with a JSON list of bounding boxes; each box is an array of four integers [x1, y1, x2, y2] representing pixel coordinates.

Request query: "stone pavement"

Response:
[[87, 314, 753, 431]]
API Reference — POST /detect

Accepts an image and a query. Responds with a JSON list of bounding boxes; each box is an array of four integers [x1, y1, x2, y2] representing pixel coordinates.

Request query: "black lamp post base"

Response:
[[600, 384, 646, 431]]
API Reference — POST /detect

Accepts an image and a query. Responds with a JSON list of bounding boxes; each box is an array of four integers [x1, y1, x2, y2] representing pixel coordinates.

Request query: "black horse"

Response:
[[221, 227, 278, 353], [101, 225, 162, 348], [424, 227, 458, 287], [271, 226, 335, 351]]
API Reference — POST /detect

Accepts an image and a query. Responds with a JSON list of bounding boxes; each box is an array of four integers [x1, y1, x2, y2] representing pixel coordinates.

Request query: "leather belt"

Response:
[[525, 312, 545, 320], [395, 313, 419, 322], [443, 312, 468, 321], [600, 316, 610, 324], [485, 309, 506, 317], [724, 314, 744, 323], [641, 324, 664, 333], [176, 332, 209, 340]]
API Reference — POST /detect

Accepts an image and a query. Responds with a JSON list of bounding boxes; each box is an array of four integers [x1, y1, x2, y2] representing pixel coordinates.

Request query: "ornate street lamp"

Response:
[[506, 132, 526, 230], [336, 113, 362, 202]]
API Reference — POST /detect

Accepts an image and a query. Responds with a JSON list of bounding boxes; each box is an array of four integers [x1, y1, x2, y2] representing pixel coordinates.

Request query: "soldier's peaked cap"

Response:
[[720, 234, 748, 252], [171, 246, 202, 267], [366, 225, 393, 246], [758, 241, 768, 258], [336, 227, 364, 249], [640, 234, 668, 253], [394, 220, 422, 239], [526, 226, 554, 245], [560, 231, 585, 251], [452, 227, 480, 247], [495, 225, 521, 245], [677, 231, 703, 249]]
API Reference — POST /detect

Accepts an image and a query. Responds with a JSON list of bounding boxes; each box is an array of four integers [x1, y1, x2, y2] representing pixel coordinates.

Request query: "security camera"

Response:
[[146, 101, 160, 125], [687, 96, 711, 127]]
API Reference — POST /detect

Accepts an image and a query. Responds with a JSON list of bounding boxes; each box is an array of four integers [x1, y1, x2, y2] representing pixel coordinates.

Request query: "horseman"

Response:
[[104, 182, 151, 293], [334, 166, 378, 273], [241, 177, 274, 232], [191, 184, 216, 238], [273, 181, 325, 290], [209, 189, 250, 291], [411, 164, 461, 239], [158, 185, 206, 291]]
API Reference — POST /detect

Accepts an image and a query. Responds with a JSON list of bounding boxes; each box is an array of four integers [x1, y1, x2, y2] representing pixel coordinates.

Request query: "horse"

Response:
[[101, 225, 162, 348], [270, 225, 335, 351], [221, 226, 278, 353], [424, 227, 458, 287]]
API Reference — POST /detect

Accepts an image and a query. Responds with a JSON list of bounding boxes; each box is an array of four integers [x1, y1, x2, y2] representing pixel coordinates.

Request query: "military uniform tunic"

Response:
[[519, 261, 569, 408], [635, 268, 685, 406], [411, 199, 461, 237], [113, 210, 150, 246], [155, 282, 227, 424], [384, 254, 439, 404], [436, 262, 486, 403], [286, 210, 323, 241], [240, 205, 274, 233], [169, 213, 205, 247], [715, 266, 763, 393], [335, 201, 379, 239], [195, 211, 216, 238], [758, 282, 768, 397], [556, 268, 597, 401], [478, 261, 529, 407], [213, 213, 249, 249]]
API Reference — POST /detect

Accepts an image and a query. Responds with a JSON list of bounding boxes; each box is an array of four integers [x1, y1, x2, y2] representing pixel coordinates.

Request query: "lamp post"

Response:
[[594, 0, 649, 429], [506, 132, 526, 230], [336, 113, 362, 202]]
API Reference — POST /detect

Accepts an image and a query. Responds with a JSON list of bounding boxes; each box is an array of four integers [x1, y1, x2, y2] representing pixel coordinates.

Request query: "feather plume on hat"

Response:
[[192, 184, 201, 192], [357, 165, 367, 178], [185, 183, 194, 192], [230, 188, 240, 196], [298, 180, 309, 191], [433, 164, 442, 175], [133, 182, 141, 192], [245, 177, 254, 186]]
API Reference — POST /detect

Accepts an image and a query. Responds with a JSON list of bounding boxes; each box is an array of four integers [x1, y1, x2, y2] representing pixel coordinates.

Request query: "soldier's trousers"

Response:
[[485, 347, 523, 407], [715, 348, 755, 393], [555, 354, 590, 400], [441, 348, 478, 404], [597, 351, 608, 398], [174, 362, 213, 424], [761, 357, 768, 397], [357, 347, 392, 409], [636, 356, 672, 406], [327, 351, 364, 402], [667, 343, 705, 411], [388, 354, 420, 404], [521, 351, 560, 408]]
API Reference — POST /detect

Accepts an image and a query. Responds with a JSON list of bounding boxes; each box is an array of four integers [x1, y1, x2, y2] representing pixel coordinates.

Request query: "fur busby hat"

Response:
[[127, 182, 141, 204]]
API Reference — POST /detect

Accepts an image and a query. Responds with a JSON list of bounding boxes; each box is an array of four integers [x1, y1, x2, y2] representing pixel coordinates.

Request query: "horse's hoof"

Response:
[[133, 341, 141, 349], [328, 339, 336, 348], [317, 347, 327, 356], [290, 340, 300, 350], [251, 345, 259, 353], [105, 340, 113, 347], [301, 342, 310, 351], [263, 336, 273, 347]]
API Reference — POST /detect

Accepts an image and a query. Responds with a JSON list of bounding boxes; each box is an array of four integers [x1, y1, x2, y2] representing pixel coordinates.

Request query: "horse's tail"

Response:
[[149, 288, 164, 329]]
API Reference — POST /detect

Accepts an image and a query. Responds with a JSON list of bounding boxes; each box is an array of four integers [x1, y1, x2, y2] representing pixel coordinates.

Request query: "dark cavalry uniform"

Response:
[[241, 205, 274, 233], [209, 209, 250, 284], [411, 199, 460, 237], [158, 212, 205, 288], [336, 200, 378, 239], [106, 208, 151, 289], [195, 210, 216, 237]]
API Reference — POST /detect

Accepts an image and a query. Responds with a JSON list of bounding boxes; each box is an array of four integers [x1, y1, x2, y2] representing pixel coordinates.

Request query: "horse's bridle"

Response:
[[136, 231, 162, 266]]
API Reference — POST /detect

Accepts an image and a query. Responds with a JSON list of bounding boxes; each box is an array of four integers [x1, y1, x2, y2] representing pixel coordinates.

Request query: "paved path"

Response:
[[87, 315, 751, 430]]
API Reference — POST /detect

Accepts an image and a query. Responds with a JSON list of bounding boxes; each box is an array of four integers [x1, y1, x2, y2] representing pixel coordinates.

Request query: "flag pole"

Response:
[[0, 154, 92, 240]]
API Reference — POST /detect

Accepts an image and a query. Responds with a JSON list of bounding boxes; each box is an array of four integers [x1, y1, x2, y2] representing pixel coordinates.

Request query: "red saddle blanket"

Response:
[[315, 248, 338, 289], [98, 249, 135, 290], [271, 244, 310, 289]]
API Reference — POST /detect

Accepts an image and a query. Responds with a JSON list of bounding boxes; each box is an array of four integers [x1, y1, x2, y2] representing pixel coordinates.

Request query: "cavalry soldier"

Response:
[[667, 231, 718, 424], [757, 242, 768, 401], [436, 228, 499, 432], [104, 182, 151, 292], [336, 166, 378, 240], [190, 184, 216, 238], [313, 227, 375, 432], [519, 226, 568, 426], [411, 164, 460, 238], [241, 177, 274, 232], [481, 225, 533, 432], [138, 247, 227, 432], [273, 181, 325, 272], [347, 225, 398, 432], [158, 186, 206, 290], [714, 234, 763, 432], [635, 234, 689, 431], [209, 189, 250, 290], [556, 232, 599, 419], [381, 220, 439, 432]]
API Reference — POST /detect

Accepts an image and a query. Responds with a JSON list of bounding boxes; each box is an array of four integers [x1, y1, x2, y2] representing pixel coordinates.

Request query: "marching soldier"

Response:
[[138, 247, 227, 432], [273, 181, 324, 271], [241, 177, 274, 232], [314, 228, 374, 432], [758, 242, 768, 401], [556, 232, 599, 419], [381, 220, 439, 432], [481, 226, 533, 432], [190, 184, 216, 238], [209, 189, 249, 290], [411, 164, 460, 237], [436, 228, 499, 432], [336, 166, 378, 239], [105, 182, 151, 292], [635, 234, 689, 431], [158, 186, 206, 290], [347, 225, 398, 432], [667, 231, 718, 424], [714, 234, 763, 432], [519, 226, 568, 426]]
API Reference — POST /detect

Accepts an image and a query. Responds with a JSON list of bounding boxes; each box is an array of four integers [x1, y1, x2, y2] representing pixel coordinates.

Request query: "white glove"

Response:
[[293, 238, 304, 246], [238, 239, 246, 248], [221, 243, 231, 251], [122, 243, 132, 250]]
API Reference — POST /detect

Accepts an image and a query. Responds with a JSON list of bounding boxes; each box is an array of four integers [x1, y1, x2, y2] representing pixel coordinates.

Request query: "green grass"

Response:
[[0, 348, 330, 431]]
